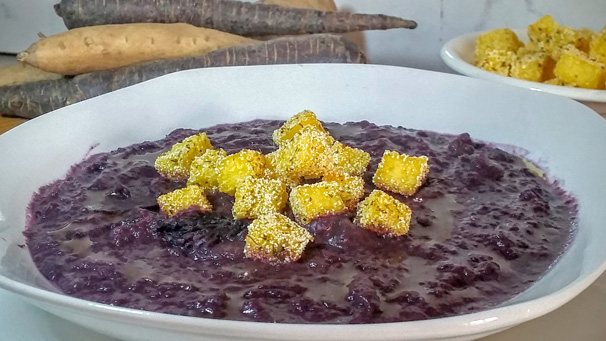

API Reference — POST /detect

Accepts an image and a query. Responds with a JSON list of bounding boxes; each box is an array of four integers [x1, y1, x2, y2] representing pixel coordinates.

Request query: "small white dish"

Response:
[[1, 64, 606, 341], [440, 28, 606, 116]]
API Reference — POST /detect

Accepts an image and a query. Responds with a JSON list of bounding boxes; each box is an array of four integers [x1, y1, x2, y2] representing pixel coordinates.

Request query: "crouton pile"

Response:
[[154, 110, 429, 263], [475, 15, 606, 89]]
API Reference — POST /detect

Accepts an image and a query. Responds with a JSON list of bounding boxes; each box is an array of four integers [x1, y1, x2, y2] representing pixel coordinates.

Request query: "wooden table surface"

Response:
[[0, 117, 26, 134]]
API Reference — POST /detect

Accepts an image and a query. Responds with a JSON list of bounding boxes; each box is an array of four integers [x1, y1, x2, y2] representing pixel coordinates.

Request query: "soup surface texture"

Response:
[[25, 119, 575, 323]]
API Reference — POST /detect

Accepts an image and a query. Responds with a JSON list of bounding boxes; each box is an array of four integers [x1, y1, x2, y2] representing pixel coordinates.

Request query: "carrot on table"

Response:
[[54, 0, 417, 36], [18, 23, 256, 75], [0, 34, 367, 119], [258, 0, 337, 11]]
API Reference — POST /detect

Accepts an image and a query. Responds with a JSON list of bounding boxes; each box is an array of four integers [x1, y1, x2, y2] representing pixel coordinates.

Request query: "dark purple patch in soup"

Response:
[[25, 120, 576, 324]]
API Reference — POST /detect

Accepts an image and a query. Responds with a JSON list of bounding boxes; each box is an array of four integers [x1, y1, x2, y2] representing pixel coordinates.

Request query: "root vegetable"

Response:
[[54, 0, 417, 36], [0, 62, 63, 87], [1, 34, 367, 119], [18, 23, 256, 75], [259, 0, 337, 11]]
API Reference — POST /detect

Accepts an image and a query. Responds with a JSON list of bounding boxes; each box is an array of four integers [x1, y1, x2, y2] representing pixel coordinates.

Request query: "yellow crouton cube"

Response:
[[289, 182, 348, 225], [475, 28, 523, 63], [217, 150, 266, 196], [543, 77, 570, 86], [373, 150, 429, 196], [528, 15, 590, 58], [264, 150, 301, 188], [157, 186, 212, 217], [554, 47, 606, 89], [244, 213, 314, 263], [589, 28, 606, 65], [476, 50, 516, 76], [233, 177, 288, 219], [273, 126, 335, 180], [528, 15, 559, 45], [326, 142, 371, 176], [510, 52, 551, 82], [322, 173, 365, 209], [272, 110, 327, 146], [154, 133, 213, 180], [354, 190, 412, 237], [187, 148, 227, 191]]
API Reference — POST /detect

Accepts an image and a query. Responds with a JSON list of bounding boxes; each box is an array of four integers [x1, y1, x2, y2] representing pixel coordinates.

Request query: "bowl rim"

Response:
[[440, 28, 606, 103], [1, 265, 605, 340], [1, 63, 606, 340]]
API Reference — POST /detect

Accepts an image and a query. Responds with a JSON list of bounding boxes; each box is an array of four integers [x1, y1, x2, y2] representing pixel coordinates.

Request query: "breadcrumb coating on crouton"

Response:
[[244, 213, 313, 263]]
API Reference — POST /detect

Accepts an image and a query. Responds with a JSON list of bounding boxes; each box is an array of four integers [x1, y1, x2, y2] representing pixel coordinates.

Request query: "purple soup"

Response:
[[25, 120, 576, 324]]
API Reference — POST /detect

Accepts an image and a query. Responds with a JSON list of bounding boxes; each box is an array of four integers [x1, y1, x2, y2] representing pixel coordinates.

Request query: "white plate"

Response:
[[440, 28, 606, 116], [1, 64, 606, 341]]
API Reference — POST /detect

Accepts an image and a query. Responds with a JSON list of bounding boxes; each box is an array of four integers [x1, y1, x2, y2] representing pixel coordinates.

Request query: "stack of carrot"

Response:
[[0, 0, 417, 119]]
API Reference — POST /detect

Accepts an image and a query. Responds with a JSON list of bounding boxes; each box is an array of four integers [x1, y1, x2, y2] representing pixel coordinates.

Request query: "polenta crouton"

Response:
[[326, 141, 371, 176], [554, 46, 606, 89], [475, 28, 524, 62], [157, 186, 212, 217], [273, 126, 335, 180], [233, 177, 288, 219], [589, 28, 606, 65], [154, 133, 213, 180], [187, 148, 227, 191], [476, 49, 517, 76], [272, 110, 327, 146], [373, 150, 429, 196], [510, 52, 551, 82], [244, 213, 313, 263], [217, 149, 266, 196], [354, 190, 412, 237], [322, 173, 365, 209], [289, 182, 348, 225]]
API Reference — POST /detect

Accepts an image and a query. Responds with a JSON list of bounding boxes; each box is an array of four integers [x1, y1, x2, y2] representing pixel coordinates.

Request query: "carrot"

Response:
[[255, 0, 338, 40], [17, 23, 257, 75], [53, 0, 417, 36], [1, 34, 366, 119], [258, 0, 337, 11], [0, 62, 63, 87]]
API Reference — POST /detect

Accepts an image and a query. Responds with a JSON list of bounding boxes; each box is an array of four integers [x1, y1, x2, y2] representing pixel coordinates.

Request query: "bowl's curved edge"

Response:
[[1, 63, 605, 340]]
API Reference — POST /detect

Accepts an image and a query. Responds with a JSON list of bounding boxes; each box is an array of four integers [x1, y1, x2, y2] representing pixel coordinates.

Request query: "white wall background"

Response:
[[1, 0, 604, 72]]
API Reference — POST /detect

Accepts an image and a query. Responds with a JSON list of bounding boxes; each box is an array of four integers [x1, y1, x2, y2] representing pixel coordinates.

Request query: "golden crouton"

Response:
[[475, 28, 523, 63], [264, 150, 301, 188], [589, 28, 606, 65], [244, 213, 314, 263], [187, 148, 227, 191], [233, 177, 288, 220], [554, 46, 606, 89], [528, 15, 558, 44], [154, 133, 213, 180], [326, 142, 371, 176], [373, 150, 429, 196], [510, 52, 551, 82], [289, 182, 348, 225], [217, 149, 266, 196], [476, 50, 517, 76], [322, 173, 365, 209], [157, 186, 212, 217], [354, 190, 412, 237], [528, 15, 590, 58], [272, 110, 327, 146], [273, 126, 335, 180]]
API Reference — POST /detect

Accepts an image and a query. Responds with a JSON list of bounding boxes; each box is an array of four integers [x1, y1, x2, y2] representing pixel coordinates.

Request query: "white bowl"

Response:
[[440, 28, 606, 117], [1, 64, 606, 341]]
